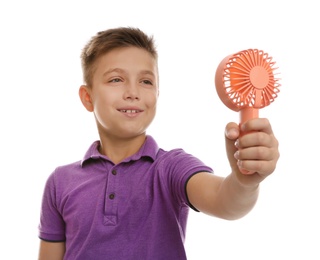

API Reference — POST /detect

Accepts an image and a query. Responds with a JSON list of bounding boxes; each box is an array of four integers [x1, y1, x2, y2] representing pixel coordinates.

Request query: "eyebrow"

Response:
[[103, 68, 125, 77], [103, 68, 156, 78], [139, 70, 156, 78]]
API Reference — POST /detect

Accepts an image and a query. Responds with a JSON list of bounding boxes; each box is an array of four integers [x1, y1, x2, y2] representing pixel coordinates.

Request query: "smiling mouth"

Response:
[[118, 109, 142, 114]]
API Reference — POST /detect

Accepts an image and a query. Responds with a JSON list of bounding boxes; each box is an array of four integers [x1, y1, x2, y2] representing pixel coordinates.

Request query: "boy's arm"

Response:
[[38, 240, 65, 260], [187, 118, 279, 220]]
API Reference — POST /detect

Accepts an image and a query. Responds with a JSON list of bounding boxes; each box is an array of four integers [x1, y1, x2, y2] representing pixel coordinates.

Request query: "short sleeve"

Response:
[[38, 171, 66, 242], [159, 149, 213, 211]]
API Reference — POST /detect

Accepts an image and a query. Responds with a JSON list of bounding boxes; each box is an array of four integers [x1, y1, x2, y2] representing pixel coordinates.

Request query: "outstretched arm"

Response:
[[187, 118, 279, 220]]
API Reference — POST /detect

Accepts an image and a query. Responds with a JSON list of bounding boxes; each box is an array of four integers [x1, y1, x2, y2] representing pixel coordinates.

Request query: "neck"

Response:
[[98, 133, 147, 164]]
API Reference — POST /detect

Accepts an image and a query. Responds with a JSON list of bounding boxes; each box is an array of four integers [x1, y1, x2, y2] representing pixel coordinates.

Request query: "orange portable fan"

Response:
[[215, 49, 280, 173]]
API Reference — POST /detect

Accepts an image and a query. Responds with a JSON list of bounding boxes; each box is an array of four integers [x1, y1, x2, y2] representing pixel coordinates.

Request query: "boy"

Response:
[[38, 27, 280, 259]]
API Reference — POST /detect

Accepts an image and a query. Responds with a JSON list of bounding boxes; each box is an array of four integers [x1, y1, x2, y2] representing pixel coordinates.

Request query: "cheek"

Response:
[[93, 94, 114, 118], [93, 90, 117, 108], [146, 92, 158, 109]]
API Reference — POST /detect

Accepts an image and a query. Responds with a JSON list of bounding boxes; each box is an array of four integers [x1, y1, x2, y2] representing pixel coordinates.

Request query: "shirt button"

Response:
[[111, 170, 117, 175], [109, 193, 115, 200]]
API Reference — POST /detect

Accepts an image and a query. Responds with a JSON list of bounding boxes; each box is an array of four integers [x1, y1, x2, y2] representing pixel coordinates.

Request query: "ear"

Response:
[[79, 85, 94, 112]]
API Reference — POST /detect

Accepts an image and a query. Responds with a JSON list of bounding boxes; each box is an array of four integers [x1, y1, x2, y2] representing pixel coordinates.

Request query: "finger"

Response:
[[237, 158, 278, 176], [237, 131, 274, 149], [225, 122, 240, 140], [241, 118, 274, 135], [235, 146, 275, 161]]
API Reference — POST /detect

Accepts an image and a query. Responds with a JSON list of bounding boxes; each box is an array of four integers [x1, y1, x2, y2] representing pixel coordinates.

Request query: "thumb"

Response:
[[225, 122, 240, 171]]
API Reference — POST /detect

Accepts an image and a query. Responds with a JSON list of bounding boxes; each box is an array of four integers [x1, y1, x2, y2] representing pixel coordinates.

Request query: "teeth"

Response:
[[120, 110, 139, 113]]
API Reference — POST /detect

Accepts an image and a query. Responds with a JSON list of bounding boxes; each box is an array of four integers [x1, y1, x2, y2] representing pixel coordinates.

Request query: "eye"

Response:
[[109, 78, 122, 83], [141, 79, 153, 85]]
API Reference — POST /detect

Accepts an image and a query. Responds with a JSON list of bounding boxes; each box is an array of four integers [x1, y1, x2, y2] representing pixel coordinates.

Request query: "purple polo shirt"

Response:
[[38, 135, 213, 259]]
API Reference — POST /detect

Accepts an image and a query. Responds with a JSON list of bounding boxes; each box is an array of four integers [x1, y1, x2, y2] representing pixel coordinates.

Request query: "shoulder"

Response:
[[155, 147, 212, 173], [49, 140, 101, 180], [44, 160, 83, 189], [156, 147, 184, 158], [156, 147, 201, 163], [53, 160, 83, 178]]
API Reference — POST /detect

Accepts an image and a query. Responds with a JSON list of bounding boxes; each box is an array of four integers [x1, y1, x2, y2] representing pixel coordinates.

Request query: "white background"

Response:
[[1, 0, 319, 259]]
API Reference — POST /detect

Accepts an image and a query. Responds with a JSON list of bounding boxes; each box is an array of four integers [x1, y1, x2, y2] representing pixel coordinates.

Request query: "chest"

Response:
[[58, 162, 171, 228]]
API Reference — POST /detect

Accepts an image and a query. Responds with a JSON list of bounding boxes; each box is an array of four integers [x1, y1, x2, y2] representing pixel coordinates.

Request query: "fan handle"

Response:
[[239, 107, 259, 174]]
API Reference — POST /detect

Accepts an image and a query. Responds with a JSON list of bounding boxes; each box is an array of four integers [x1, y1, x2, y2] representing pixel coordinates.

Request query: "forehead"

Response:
[[95, 47, 158, 76]]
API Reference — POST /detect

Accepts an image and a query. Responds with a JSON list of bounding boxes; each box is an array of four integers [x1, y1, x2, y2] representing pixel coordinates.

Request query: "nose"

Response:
[[123, 82, 140, 101]]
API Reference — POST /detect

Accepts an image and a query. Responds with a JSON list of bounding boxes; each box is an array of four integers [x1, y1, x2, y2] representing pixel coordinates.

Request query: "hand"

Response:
[[225, 118, 280, 186]]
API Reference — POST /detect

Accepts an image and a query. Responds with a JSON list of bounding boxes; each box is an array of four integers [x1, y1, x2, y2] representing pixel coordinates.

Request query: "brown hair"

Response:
[[81, 27, 158, 86]]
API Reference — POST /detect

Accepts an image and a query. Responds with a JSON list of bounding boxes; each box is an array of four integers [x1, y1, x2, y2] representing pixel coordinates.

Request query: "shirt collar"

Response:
[[80, 135, 159, 166]]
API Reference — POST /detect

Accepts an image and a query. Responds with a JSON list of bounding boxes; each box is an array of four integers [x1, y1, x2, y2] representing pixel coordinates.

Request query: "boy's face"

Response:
[[81, 47, 159, 140]]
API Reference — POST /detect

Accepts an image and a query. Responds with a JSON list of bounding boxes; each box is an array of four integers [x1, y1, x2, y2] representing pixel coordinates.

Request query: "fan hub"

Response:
[[249, 66, 269, 90]]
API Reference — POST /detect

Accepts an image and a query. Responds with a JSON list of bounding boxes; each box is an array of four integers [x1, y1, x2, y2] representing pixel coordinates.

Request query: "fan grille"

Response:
[[222, 49, 280, 110]]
